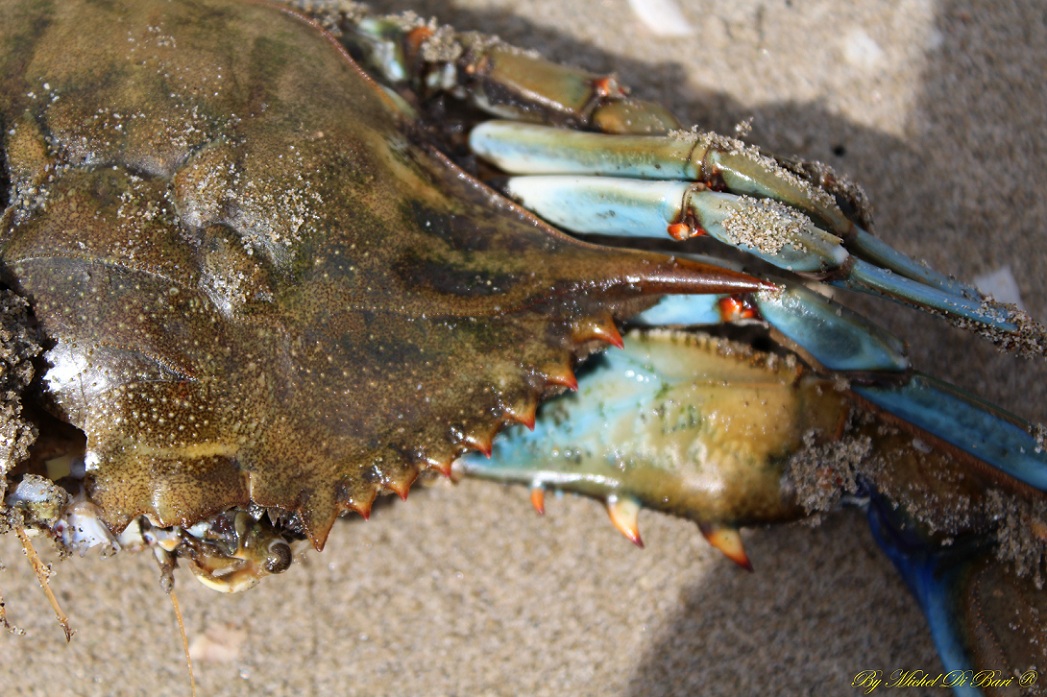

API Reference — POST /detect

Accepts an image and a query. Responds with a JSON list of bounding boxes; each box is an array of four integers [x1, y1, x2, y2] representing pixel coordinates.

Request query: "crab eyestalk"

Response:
[[172, 511, 296, 593]]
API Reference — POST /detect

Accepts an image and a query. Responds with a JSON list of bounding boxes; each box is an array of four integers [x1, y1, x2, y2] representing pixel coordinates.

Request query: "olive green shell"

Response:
[[0, 0, 756, 545]]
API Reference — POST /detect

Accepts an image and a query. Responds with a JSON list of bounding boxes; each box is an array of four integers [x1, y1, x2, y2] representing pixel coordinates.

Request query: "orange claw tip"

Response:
[[717, 295, 758, 323], [603, 328, 625, 350], [699, 522, 753, 572], [419, 450, 455, 477], [305, 527, 332, 552], [343, 489, 377, 520], [606, 494, 644, 548], [666, 222, 708, 241], [592, 75, 624, 98], [666, 222, 693, 241], [592, 317, 625, 350], [530, 485, 546, 516], [345, 503, 371, 520]]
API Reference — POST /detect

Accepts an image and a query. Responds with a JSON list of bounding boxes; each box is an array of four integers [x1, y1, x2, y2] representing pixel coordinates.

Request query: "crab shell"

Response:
[[0, 0, 759, 547], [1, 1, 1046, 696]]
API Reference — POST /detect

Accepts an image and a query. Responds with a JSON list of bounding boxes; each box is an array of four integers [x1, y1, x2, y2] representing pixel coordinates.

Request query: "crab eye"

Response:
[[264, 539, 292, 574]]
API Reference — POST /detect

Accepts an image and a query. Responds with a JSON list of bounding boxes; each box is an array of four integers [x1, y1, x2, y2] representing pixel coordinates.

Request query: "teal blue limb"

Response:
[[456, 338, 664, 490], [470, 121, 699, 180], [470, 122, 853, 236], [477, 123, 1039, 344], [503, 176, 689, 237], [631, 294, 723, 326], [504, 175, 848, 274], [608, 234, 915, 375], [844, 260, 1019, 333], [755, 286, 910, 373], [867, 496, 986, 697], [854, 375, 1047, 491], [682, 190, 847, 273], [850, 228, 976, 299], [634, 286, 911, 374]]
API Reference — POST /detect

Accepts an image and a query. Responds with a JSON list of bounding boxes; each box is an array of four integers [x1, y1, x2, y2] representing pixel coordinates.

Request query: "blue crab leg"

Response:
[[342, 19, 1034, 346], [854, 377, 1047, 491], [866, 497, 983, 697], [468, 123, 1043, 349], [634, 284, 912, 374], [494, 171, 1022, 336], [341, 13, 1042, 350], [341, 16, 681, 134], [456, 329, 1047, 690], [867, 492, 1047, 697], [456, 330, 845, 564], [457, 328, 1047, 543], [469, 122, 960, 290], [633, 285, 1047, 491]]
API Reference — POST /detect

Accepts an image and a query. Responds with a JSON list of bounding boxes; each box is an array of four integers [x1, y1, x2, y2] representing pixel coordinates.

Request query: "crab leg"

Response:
[[635, 286, 911, 374], [631, 284, 1047, 492], [457, 329, 1047, 539], [336, 8, 1045, 352], [335, 8, 1044, 352], [468, 122, 962, 290], [868, 493, 1047, 696], [456, 328, 1047, 686], [339, 15, 680, 134], [457, 330, 845, 561], [468, 122, 1045, 354]]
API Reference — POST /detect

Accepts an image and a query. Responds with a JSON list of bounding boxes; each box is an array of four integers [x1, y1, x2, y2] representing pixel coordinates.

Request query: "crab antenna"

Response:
[[169, 589, 199, 697], [13, 524, 72, 641]]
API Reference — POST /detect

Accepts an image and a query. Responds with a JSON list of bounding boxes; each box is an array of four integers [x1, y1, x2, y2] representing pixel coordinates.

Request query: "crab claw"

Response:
[[455, 330, 845, 553], [455, 328, 1047, 687]]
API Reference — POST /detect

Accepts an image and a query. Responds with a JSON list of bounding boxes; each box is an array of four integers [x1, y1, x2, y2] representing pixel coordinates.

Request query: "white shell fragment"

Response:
[[55, 499, 119, 552], [627, 0, 694, 37], [974, 265, 1025, 310]]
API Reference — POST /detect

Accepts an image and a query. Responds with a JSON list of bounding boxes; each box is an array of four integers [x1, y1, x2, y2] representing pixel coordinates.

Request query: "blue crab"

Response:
[[0, 1, 1042, 694]]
